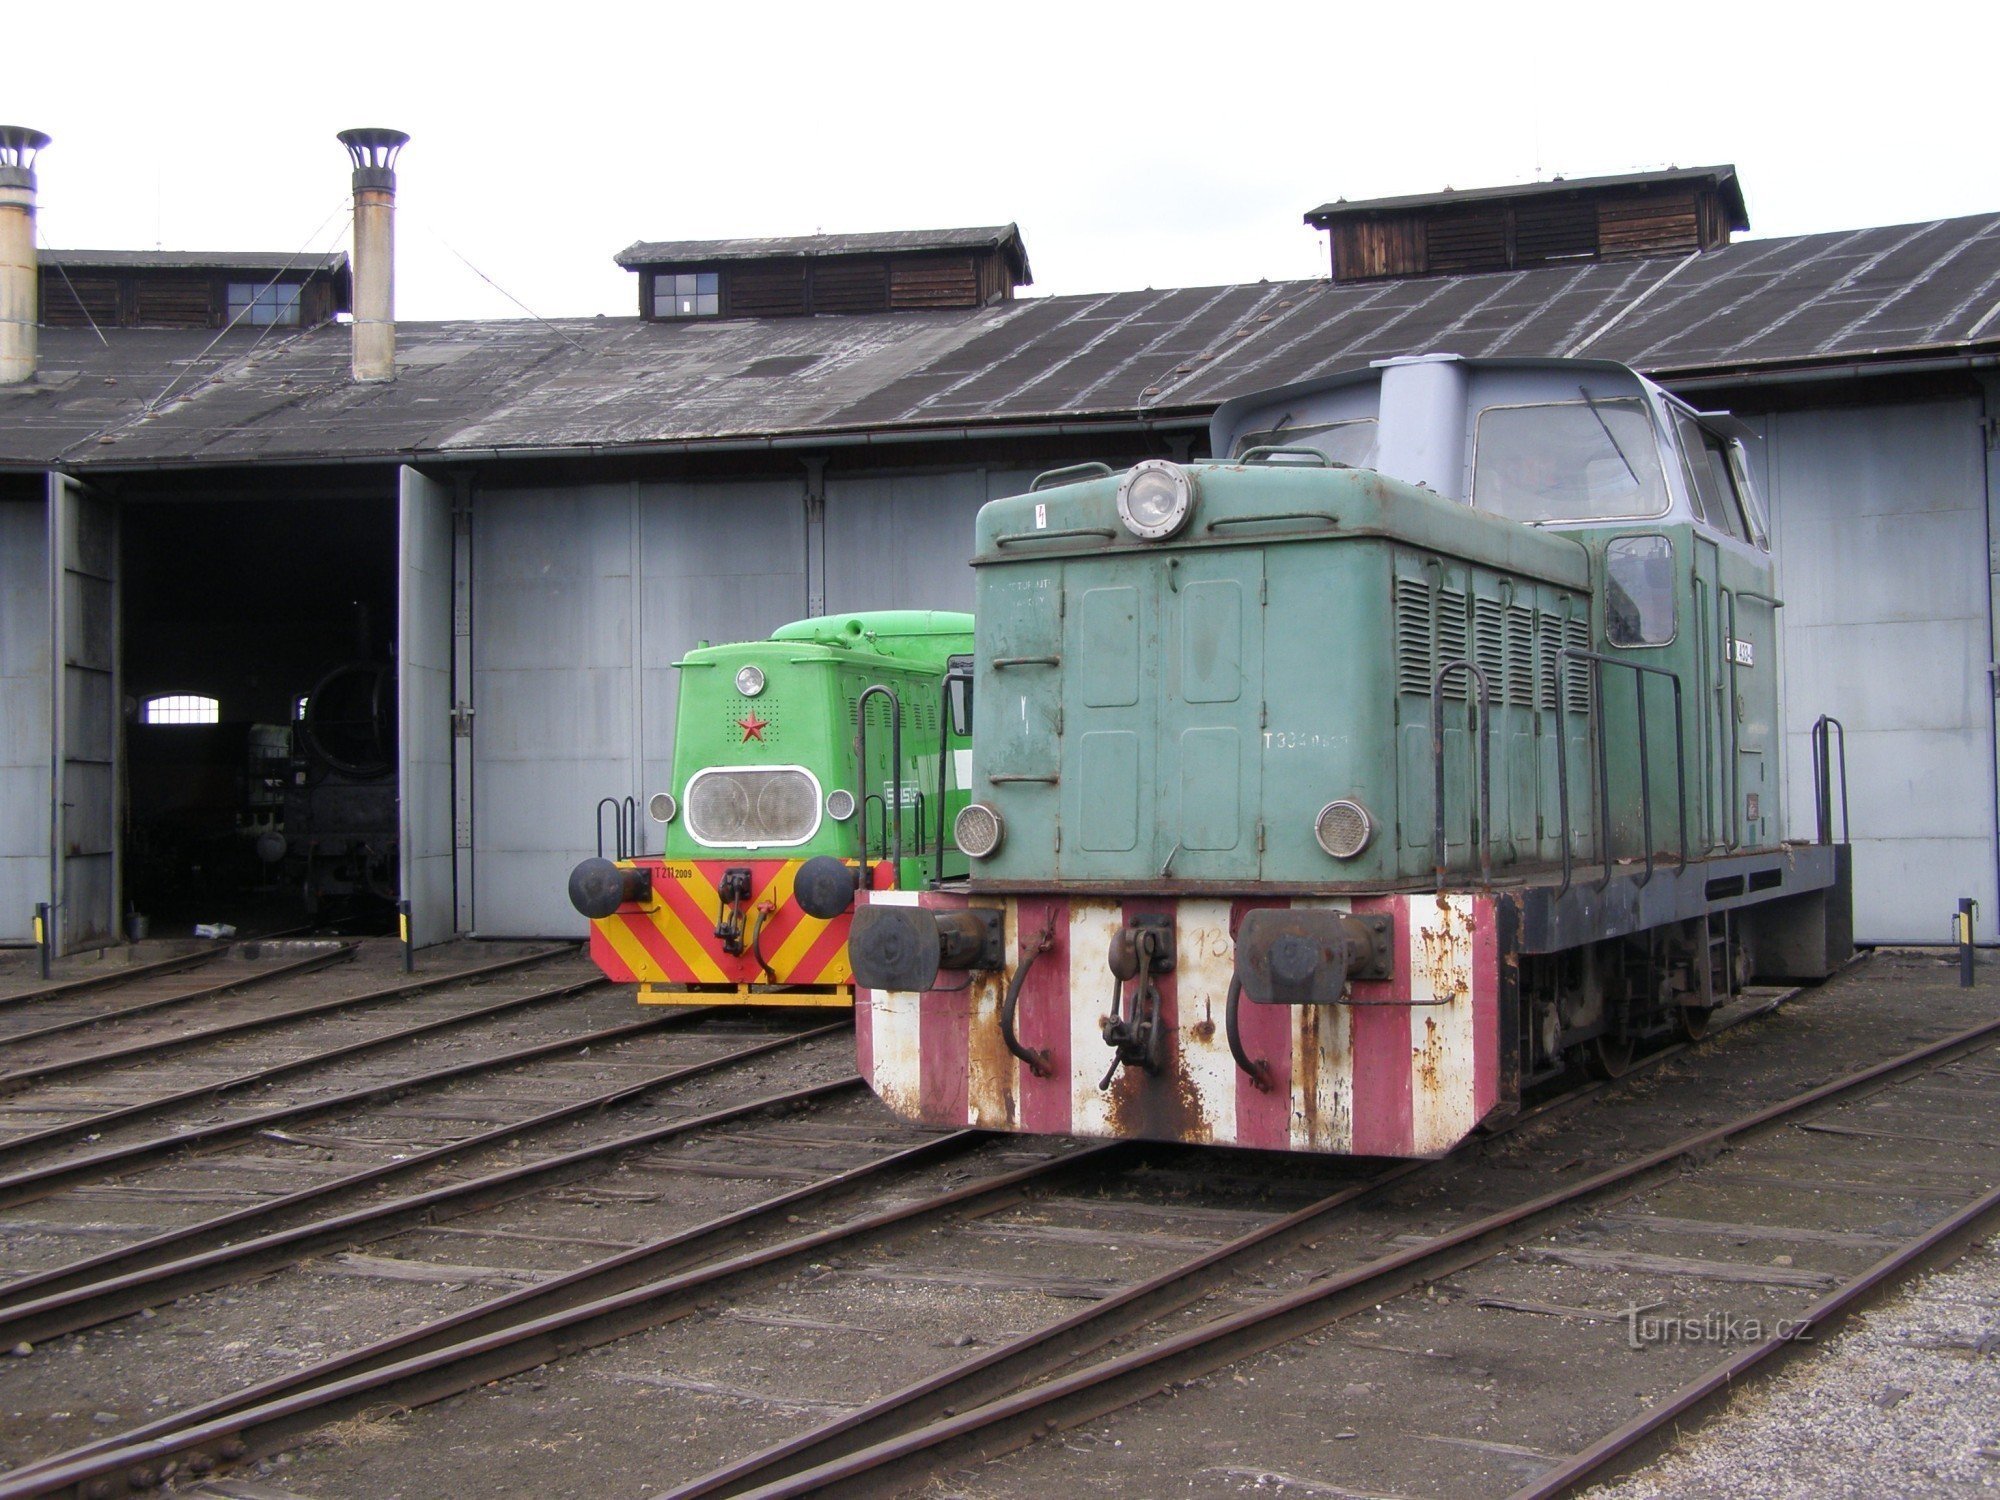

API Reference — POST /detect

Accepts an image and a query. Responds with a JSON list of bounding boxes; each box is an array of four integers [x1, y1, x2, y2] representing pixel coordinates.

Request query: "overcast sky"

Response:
[[14, 3, 1994, 324]]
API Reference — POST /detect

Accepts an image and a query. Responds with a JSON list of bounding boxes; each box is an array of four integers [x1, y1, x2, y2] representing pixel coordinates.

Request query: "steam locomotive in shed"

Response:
[[848, 354, 1852, 1157], [569, 611, 974, 1007]]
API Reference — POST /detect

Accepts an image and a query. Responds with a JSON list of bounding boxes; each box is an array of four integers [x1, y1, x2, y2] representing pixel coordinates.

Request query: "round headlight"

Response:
[[955, 802, 1004, 859], [1314, 800, 1373, 859], [826, 788, 857, 822], [648, 791, 678, 823], [734, 664, 766, 697], [1116, 459, 1195, 541]]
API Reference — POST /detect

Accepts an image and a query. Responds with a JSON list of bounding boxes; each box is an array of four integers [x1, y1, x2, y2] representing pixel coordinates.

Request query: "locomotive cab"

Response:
[[850, 355, 1850, 1156]]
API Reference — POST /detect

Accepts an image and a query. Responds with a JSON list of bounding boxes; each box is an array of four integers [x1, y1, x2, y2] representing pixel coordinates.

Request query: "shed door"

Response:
[[0, 490, 51, 944], [49, 475, 119, 954], [1760, 400, 1995, 943], [399, 467, 456, 949]]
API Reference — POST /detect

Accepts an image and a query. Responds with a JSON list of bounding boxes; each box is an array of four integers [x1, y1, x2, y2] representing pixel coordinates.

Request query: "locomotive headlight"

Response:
[[955, 802, 1004, 858], [1116, 460, 1195, 541], [826, 788, 857, 822], [734, 665, 766, 697], [1314, 800, 1374, 859], [648, 791, 678, 823]]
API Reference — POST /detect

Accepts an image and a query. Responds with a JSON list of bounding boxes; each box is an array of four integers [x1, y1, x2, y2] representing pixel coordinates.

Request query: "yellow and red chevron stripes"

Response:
[[587, 858, 882, 1001]]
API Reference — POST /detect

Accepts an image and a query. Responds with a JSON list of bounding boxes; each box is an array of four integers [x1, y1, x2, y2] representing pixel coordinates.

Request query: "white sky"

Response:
[[14, 2, 1995, 323]]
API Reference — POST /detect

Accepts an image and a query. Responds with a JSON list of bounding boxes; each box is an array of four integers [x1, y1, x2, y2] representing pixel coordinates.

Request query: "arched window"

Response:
[[143, 694, 220, 725]]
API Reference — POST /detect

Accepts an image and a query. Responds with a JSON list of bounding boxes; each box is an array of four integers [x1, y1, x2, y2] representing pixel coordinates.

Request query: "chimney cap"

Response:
[[337, 128, 409, 174], [0, 126, 50, 170]]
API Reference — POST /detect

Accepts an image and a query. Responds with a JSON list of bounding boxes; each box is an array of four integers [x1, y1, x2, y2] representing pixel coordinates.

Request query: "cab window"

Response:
[[1471, 399, 1670, 524], [1673, 411, 1762, 547], [1605, 535, 1676, 647]]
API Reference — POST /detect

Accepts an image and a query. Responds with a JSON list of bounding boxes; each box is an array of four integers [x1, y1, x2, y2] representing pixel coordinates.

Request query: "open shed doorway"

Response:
[[121, 488, 399, 937]]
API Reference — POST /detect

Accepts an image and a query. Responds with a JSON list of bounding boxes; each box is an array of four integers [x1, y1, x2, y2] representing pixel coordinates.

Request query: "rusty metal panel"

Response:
[[858, 889, 1502, 1157]]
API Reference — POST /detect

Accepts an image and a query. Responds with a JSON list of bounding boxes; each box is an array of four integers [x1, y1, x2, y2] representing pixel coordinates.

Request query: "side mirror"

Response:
[[945, 655, 974, 738]]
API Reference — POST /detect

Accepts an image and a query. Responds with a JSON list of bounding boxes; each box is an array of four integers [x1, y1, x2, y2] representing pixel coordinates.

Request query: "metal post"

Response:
[[398, 899, 415, 973], [33, 902, 50, 979], [1959, 898, 1977, 987]]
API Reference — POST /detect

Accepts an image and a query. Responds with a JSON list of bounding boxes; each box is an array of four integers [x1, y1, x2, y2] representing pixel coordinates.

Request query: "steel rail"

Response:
[[0, 990, 709, 1212], [661, 987, 1800, 1499], [0, 946, 225, 1011], [0, 971, 615, 1172], [0, 943, 358, 1056], [0, 944, 573, 1093], [702, 1012, 2000, 1500], [1507, 1178, 2000, 1500], [1, 1086, 963, 1485], [0, 941, 568, 1045], [0, 1022, 852, 1337], [2, 1139, 1131, 1499]]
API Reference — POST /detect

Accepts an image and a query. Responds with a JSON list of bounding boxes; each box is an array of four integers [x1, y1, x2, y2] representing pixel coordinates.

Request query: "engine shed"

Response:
[[1, 137, 1996, 952]]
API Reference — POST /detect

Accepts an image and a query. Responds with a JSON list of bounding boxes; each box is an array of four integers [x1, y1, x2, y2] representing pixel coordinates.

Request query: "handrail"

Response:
[[1429, 659, 1494, 892], [1811, 714, 1850, 845], [1237, 446, 1332, 466], [1203, 511, 1339, 533], [993, 526, 1118, 548], [855, 685, 904, 874], [594, 795, 640, 860], [1553, 647, 1689, 897], [1030, 462, 1113, 492]]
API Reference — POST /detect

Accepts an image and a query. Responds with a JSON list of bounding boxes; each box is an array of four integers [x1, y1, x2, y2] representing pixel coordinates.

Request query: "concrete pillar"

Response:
[[337, 128, 408, 384], [0, 127, 49, 387]]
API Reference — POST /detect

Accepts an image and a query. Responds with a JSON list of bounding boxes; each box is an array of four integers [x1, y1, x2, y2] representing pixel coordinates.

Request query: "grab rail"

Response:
[[595, 795, 640, 860], [1429, 659, 1494, 892], [1552, 647, 1689, 898], [855, 685, 904, 874], [1811, 714, 1850, 845]]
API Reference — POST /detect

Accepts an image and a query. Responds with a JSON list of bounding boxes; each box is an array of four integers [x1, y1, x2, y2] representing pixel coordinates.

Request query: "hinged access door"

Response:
[[49, 474, 120, 953], [399, 467, 455, 948]]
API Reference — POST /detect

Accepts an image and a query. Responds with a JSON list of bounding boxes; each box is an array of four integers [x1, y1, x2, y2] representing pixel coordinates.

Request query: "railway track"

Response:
[[2, 954, 1990, 1498], [0, 943, 575, 1118], [0, 979, 1815, 1497]]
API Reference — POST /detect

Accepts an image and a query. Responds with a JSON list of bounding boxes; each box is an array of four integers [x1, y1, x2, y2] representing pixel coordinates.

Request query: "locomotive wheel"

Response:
[[1676, 1004, 1713, 1042], [1587, 1033, 1635, 1080]]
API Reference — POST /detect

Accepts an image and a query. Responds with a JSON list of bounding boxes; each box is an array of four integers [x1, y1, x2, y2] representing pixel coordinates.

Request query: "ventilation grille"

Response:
[[1472, 598, 1505, 698], [1394, 577, 1433, 695], [1504, 605, 1536, 707]]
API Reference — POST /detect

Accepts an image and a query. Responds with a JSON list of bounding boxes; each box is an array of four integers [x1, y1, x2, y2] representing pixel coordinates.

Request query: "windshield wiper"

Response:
[[1579, 386, 1641, 489]]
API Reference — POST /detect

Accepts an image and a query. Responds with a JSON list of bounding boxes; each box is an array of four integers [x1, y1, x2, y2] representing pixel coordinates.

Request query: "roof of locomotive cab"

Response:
[[973, 460, 1592, 591], [673, 611, 972, 672]]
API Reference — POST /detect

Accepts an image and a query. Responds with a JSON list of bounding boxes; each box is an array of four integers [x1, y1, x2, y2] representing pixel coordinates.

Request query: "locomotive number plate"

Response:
[[1731, 638, 1754, 666]]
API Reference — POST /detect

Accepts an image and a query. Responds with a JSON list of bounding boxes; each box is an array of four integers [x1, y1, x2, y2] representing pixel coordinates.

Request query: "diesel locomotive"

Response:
[[570, 611, 974, 1007], [848, 354, 1852, 1156]]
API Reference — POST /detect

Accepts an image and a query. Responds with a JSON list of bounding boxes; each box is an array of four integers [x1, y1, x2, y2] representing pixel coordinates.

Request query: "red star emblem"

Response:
[[737, 712, 769, 743]]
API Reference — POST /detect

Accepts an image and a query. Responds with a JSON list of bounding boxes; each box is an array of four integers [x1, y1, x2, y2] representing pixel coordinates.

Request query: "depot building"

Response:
[[2, 126, 1995, 951]]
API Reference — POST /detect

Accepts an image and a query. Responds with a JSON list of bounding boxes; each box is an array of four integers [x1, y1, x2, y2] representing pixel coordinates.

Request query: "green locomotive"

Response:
[[849, 355, 1851, 1155], [569, 610, 973, 1007]]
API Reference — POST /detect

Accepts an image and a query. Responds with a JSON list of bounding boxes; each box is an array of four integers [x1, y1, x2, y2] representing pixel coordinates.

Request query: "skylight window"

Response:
[[144, 694, 220, 725], [654, 272, 719, 319]]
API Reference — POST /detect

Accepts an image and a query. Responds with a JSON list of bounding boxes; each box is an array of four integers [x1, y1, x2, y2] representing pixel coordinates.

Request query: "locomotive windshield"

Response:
[[1231, 416, 1378, 469], [1471, 398, 1669, 524]]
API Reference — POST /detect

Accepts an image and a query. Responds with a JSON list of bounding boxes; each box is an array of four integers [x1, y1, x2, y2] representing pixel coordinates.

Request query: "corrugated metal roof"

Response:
[[42, 249, 350, 275], [1306, 166, 1749, 231], [614, 224, 1028, 278], [4, 211, 1996, 471]]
